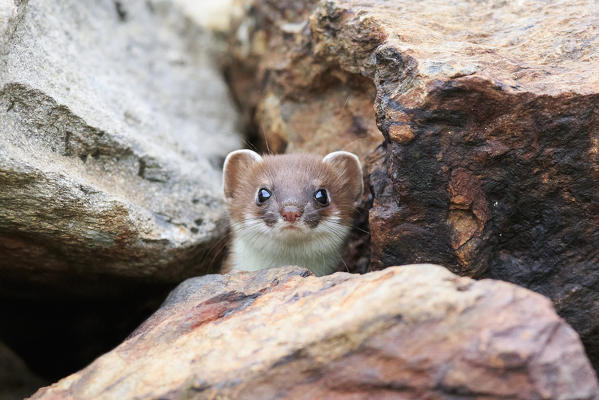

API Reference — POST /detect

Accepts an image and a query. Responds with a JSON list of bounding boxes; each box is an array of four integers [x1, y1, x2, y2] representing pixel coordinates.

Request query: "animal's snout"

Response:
[[281, 206, 302, 223]]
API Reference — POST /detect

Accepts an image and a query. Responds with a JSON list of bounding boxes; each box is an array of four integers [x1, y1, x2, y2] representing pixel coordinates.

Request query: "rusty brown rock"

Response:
[[227, 0, 381, 163], [29, 265, 598, 400], [227, 0, 599, 368]]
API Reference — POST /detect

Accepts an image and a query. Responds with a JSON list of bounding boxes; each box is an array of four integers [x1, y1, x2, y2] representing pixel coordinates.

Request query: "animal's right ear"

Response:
[[223, 149, 262, 202]]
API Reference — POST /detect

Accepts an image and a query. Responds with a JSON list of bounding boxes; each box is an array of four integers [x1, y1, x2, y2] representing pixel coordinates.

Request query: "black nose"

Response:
[[280, 206, 302, 223]]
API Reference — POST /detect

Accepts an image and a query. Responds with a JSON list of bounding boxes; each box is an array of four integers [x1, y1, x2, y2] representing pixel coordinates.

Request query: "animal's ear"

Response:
[[223, 149, 262, 202], [323, 151, 363, 207]]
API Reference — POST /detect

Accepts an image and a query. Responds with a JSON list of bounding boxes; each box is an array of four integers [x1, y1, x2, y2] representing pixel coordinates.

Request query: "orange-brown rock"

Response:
[[227, 0, 599, 369], [30, 265, 598, 400], [227, 0, 381, 163]]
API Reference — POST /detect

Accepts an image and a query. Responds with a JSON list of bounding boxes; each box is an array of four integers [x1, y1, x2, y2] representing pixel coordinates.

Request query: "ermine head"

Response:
[[222, 150, 363, 244]]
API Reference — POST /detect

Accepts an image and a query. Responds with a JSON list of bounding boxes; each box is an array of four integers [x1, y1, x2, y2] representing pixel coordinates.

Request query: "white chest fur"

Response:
[[229, 217, 351, 276]]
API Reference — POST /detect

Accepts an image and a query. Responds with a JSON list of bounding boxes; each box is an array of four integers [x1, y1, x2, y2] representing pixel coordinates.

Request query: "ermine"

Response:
[[221, 150, 363, 276]]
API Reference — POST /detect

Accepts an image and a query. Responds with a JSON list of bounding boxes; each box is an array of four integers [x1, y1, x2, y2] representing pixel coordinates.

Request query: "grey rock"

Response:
[[0, 0, 242, 291]]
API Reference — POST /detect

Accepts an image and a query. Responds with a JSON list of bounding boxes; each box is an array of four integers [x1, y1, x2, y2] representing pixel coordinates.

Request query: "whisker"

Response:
[[340, 255, 350, 273], [326, 218, 370, 235], [243, 138, 258, 152]]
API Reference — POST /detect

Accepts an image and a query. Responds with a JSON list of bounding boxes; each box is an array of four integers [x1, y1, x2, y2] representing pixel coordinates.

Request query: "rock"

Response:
[[227, 0, 599, 368], [173, 0, 235, 31], [29, 265, 598, 400], [0, 0, 242, 294], [0, 342, 45, 400], [227, 0, 382, 163]]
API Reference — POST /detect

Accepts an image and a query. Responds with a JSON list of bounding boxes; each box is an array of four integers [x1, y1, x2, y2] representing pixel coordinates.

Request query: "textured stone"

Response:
[[0, 0, 242, 293], [173, 0, 234, 31], [30, 265, 598, 400], [227, 0, 381, 163], [227, 0, 599, 368]]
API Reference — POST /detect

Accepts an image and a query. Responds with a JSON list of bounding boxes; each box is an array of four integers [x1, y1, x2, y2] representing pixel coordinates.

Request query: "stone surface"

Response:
[[227, 0, 599, 368], [227, 0, 381, 162], [0, 0, 242, 293], [30, 265, 598, 400], [173, 0, 234, 31]]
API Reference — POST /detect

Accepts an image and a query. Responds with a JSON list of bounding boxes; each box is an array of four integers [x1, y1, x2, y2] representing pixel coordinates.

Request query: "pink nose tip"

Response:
[[281, 207, 302, 223]]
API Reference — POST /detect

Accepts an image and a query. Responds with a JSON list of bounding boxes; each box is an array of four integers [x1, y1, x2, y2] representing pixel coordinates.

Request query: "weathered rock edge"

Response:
[[30, 265, 598, 400], [0, 0, 242, 291]]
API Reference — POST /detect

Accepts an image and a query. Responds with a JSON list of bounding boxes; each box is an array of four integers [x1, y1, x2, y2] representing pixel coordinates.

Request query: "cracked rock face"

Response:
[[227, 0, 599, 368], [0, 0, 242, 293], [30, 265, 598, 400]]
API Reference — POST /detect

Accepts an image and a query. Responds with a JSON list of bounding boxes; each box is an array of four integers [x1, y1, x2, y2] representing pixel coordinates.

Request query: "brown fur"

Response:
[[222, 150, 363, 274], [225, 153, 361, 226]]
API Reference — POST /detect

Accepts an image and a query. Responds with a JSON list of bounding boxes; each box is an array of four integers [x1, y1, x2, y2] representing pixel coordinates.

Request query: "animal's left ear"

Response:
[[323, 151, 363, 207]]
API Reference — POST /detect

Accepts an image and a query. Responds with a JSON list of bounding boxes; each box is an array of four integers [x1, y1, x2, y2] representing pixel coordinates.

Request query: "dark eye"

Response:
[[257, 188, 271, 204], [314, 189, 329, 206]]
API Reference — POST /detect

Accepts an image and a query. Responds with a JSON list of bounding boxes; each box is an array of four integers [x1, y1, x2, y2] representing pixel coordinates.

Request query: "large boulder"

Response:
[[0, 0, 242, 295], [30, 265, 598, 400], [227, 0, 599, 368]]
